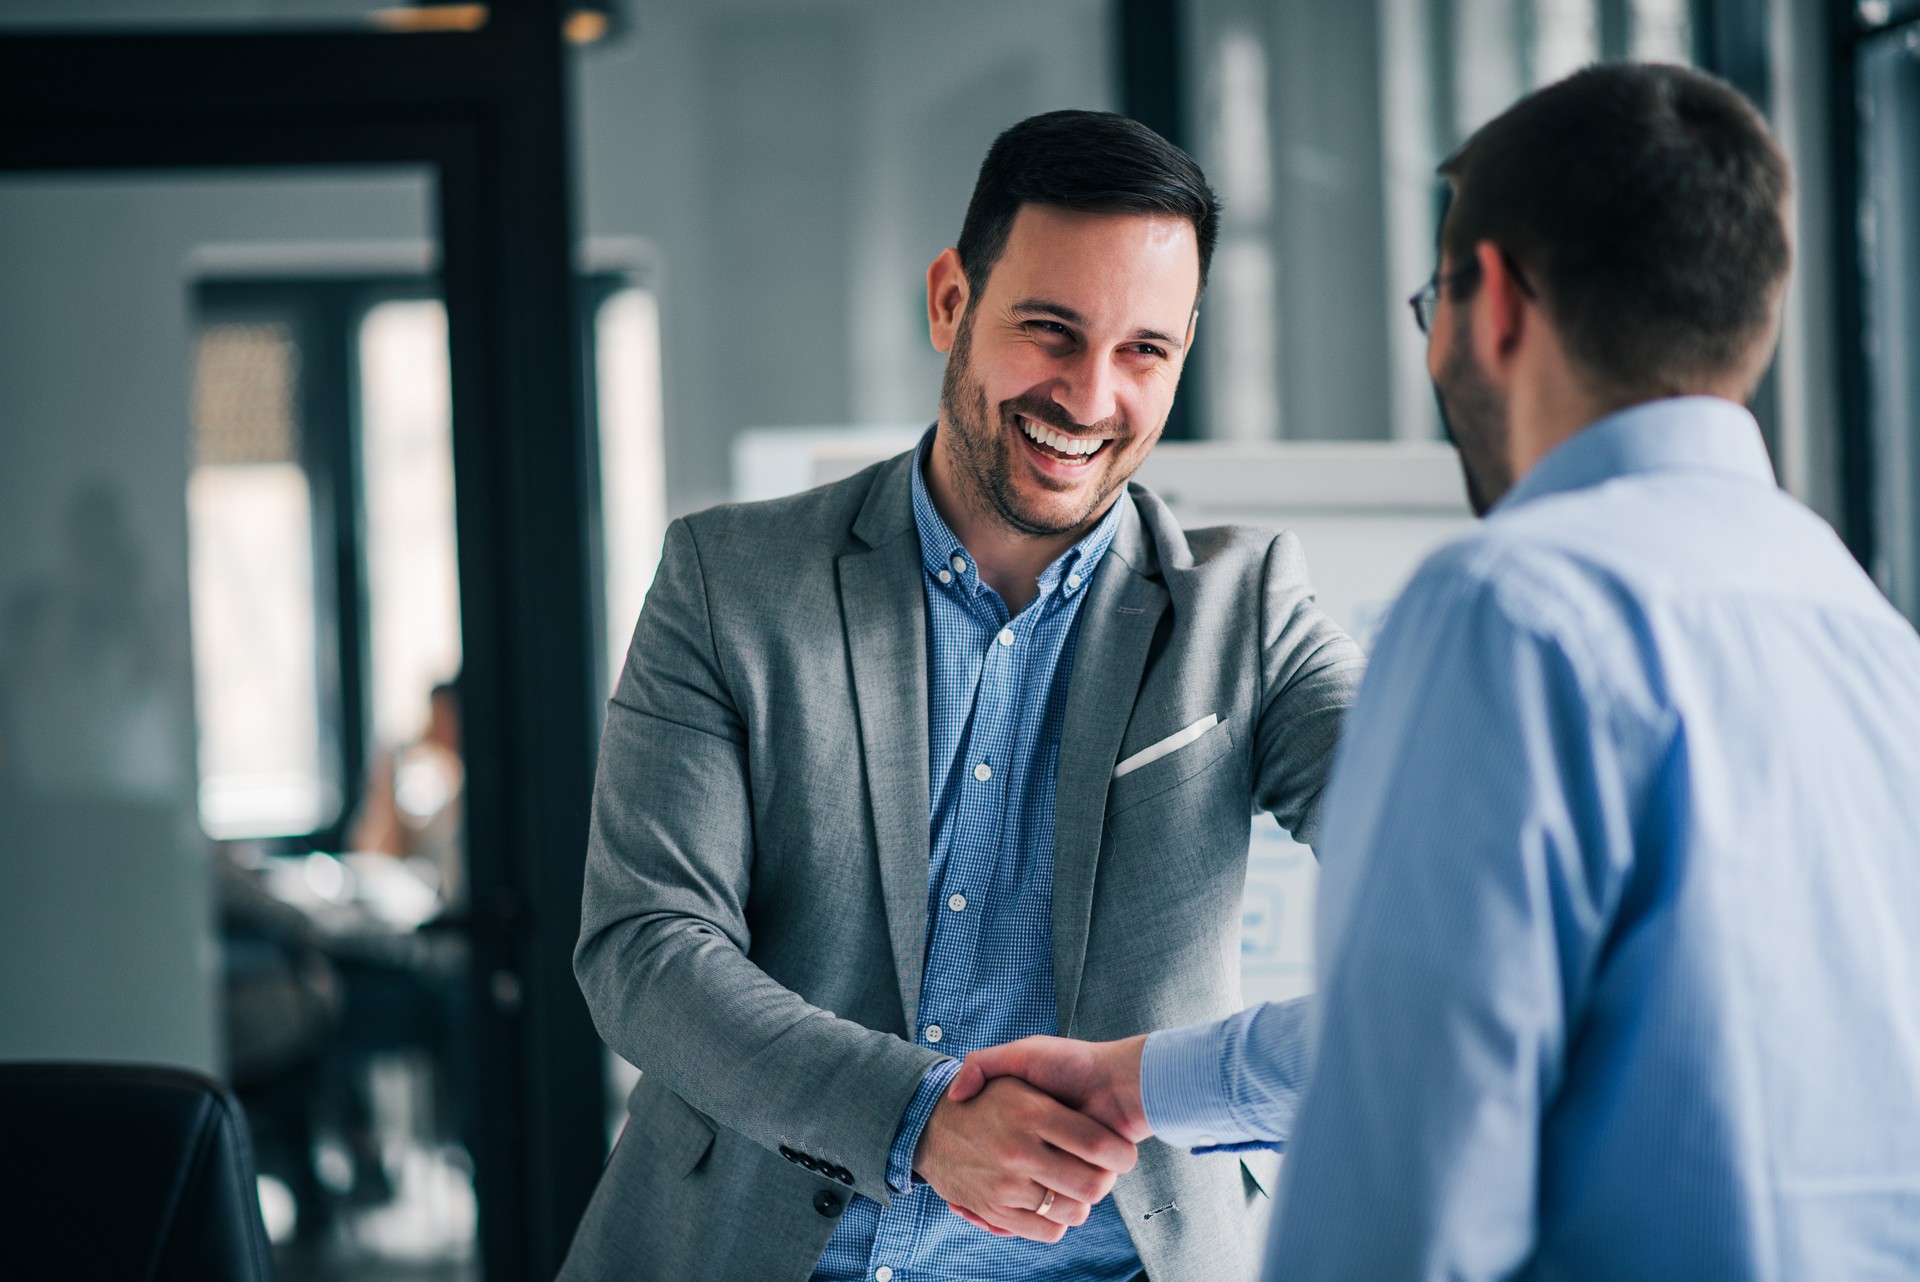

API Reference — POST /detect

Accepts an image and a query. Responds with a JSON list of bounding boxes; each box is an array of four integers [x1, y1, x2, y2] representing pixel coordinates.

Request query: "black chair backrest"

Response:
[[0, 1062, 274, 1282]]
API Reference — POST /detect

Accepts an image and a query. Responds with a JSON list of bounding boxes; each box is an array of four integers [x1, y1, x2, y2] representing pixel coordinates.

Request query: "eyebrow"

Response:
[[1009, 298, 1186, 350]]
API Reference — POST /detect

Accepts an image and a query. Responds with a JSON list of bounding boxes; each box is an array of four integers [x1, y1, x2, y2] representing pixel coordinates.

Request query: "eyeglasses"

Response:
[[1408, 261, 1480, 336], [1408, 252, 1535, 336]]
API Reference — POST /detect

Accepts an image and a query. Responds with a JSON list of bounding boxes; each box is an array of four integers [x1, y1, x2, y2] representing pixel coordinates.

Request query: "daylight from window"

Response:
[[188, 321, 332, 839], [358, 300, 463, 750]]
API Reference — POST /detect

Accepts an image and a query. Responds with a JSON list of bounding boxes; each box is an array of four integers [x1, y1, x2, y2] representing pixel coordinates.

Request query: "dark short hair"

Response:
[[1440, 63, 1791, 396], [956, 110, 1220, 302]]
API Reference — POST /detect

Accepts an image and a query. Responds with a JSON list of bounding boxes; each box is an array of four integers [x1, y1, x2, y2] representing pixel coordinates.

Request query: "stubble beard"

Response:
[[937, 310, 1139, 539], [1435, 312, 1514, 518]]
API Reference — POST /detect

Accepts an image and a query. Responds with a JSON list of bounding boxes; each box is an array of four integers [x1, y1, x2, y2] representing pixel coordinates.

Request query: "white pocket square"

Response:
[[1113, 714, 1219, 779]]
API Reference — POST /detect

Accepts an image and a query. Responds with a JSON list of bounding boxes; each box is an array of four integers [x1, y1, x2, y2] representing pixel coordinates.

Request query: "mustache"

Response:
[[1000, 391, 1125, 439]]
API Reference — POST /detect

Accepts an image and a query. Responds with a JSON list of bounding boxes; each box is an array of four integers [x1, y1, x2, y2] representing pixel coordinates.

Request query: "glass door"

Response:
[[0, 167, 488, 1281]]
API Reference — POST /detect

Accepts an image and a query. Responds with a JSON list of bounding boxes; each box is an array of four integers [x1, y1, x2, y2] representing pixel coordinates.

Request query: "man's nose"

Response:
[[1051, 349, 1119, 430]]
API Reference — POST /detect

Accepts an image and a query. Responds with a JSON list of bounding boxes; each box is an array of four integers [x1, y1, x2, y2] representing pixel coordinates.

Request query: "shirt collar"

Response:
[[1496, 396, 1777, 514], [910, 427, 1124, 604]]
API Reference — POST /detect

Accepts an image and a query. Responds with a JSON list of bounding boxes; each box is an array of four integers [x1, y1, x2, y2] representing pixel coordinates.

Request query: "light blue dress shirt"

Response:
[[1141, 398, 1920, 1280], [814, 436, 1141, 1281]]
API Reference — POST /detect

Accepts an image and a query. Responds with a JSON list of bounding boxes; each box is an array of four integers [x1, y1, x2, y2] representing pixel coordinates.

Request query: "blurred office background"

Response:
[[0, 1, 1915, 1279]]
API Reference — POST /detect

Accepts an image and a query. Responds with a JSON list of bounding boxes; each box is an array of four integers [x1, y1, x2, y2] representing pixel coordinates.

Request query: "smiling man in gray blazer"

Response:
[[560, 111, 1364, 1282]]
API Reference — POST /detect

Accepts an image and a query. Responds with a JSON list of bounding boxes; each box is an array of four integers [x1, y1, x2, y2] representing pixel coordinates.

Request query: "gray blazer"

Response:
[[561, 450, 1364, 1282]]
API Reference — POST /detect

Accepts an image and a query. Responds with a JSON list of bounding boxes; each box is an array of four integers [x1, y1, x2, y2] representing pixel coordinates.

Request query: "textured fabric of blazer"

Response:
[[561, 449, 1365, 1282]]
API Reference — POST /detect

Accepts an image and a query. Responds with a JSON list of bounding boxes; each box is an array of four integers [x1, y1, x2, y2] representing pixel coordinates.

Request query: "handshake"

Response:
[[911, 1034, 1151, 1243]]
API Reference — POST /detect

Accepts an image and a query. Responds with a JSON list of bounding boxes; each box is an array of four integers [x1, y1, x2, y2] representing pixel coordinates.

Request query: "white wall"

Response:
[[577, 0, 1115, 512]]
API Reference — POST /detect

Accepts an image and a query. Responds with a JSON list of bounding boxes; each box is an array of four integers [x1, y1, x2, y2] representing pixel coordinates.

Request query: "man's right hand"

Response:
[[947, 1034, 1152, 1144], [913, 1075, 1137, 1244]]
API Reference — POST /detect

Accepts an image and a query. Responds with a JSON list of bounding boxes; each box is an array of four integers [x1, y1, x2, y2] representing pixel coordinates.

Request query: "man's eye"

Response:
[[1130, 343, 1167, 359], [1027, 321, 1071, 338]]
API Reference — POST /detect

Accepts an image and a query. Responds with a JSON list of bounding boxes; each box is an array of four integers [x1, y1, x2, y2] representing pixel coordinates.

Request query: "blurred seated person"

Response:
[[219, 843, 342, 1089], [349, 678, 465, 911], [215, 840, 381, 1234]]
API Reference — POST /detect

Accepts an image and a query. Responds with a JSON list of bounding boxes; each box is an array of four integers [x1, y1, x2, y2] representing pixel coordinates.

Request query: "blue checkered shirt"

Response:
[[811, 438, 1141, 1281]]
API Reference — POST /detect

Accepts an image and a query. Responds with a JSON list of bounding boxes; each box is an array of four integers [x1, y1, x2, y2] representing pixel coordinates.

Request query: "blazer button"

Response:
[[779, 1146, 799, 1164], [813, 1189, 845, 1218]]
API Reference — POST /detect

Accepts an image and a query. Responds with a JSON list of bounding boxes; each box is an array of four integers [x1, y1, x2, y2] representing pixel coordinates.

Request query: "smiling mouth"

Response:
[[1016, 414, 1111, 463]]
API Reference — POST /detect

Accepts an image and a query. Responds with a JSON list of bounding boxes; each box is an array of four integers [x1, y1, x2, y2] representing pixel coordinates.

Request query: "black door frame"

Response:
[[1115, 0, 1200, 441], [0, 8, 605, 1277]]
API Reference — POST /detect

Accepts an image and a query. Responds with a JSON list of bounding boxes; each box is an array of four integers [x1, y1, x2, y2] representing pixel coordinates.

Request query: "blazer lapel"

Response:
[[838, 456, 933, 1031], [1053, 496, 1168, 1035]]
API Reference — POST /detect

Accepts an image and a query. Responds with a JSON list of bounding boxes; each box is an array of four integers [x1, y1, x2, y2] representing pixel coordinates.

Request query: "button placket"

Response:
[[868, 1189, 912, 1268], [921, 843, 987, 1034], [930, 616, 1019, 1072], [923, 830, 992, 1037], [873, 481, 1128, 1276]]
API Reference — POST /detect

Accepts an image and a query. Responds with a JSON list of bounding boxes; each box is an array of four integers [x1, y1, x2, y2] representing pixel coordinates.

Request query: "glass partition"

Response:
[[0, 167, 488, 1280], [1860, 23, 1920, 623]]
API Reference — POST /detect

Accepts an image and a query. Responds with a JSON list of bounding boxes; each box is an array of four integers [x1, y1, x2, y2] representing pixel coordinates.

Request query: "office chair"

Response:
[[0, 1062, 274, 1282]]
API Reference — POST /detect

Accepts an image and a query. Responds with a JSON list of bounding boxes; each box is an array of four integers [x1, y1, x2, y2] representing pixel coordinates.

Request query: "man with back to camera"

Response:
[[950, 64, 1920, 1279], [557, 111, 1366, 1282]]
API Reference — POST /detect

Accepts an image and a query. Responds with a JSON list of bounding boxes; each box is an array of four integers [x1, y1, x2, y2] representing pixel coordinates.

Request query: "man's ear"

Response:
[[927, 247, 970, 355], [1471, 239, 1529, 373], [1182, 309, 1199, 368]]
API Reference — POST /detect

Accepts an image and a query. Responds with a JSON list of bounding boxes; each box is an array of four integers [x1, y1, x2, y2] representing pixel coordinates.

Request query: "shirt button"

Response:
[[951, 554, 966, 573], [996, 628, 1015, 647], [1068, 573, 1082, 589], [925, 1025, 943, 1044], [937, 568, 952, 585], [1197, 1134, 1218, 1148], [973, 762, 991, 782], [876, 1269, 894, 1282], [948, 893, 967, 912]]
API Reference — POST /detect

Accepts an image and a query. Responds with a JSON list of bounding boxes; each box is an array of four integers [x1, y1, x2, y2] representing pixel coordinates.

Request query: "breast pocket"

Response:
[[1106, 717, 1236, 819]]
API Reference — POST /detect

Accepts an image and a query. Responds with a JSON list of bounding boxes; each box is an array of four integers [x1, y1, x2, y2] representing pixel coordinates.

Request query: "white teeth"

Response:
[[1020, 416, 1105, 458]]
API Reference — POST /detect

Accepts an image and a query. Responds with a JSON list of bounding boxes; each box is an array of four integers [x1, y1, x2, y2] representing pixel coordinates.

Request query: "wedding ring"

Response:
[[1036, 1187, 1057, 1217]]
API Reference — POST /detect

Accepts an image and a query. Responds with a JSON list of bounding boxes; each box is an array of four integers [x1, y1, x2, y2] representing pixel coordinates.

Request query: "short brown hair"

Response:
[[1440, 63, 1792, 397], [957, 110, 1220, 300]]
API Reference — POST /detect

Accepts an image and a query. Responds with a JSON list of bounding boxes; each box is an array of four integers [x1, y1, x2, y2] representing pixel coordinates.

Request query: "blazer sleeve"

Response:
[[1252, 530, 1368, 848], [574, 517, 945, 1204]]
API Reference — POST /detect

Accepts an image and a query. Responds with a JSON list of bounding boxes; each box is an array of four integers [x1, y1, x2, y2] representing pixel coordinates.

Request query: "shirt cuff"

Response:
[[886, 1056, 962, 1193], [1144, 1001, 1314, 1154], [1141, 1016, 1247, 1150]]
